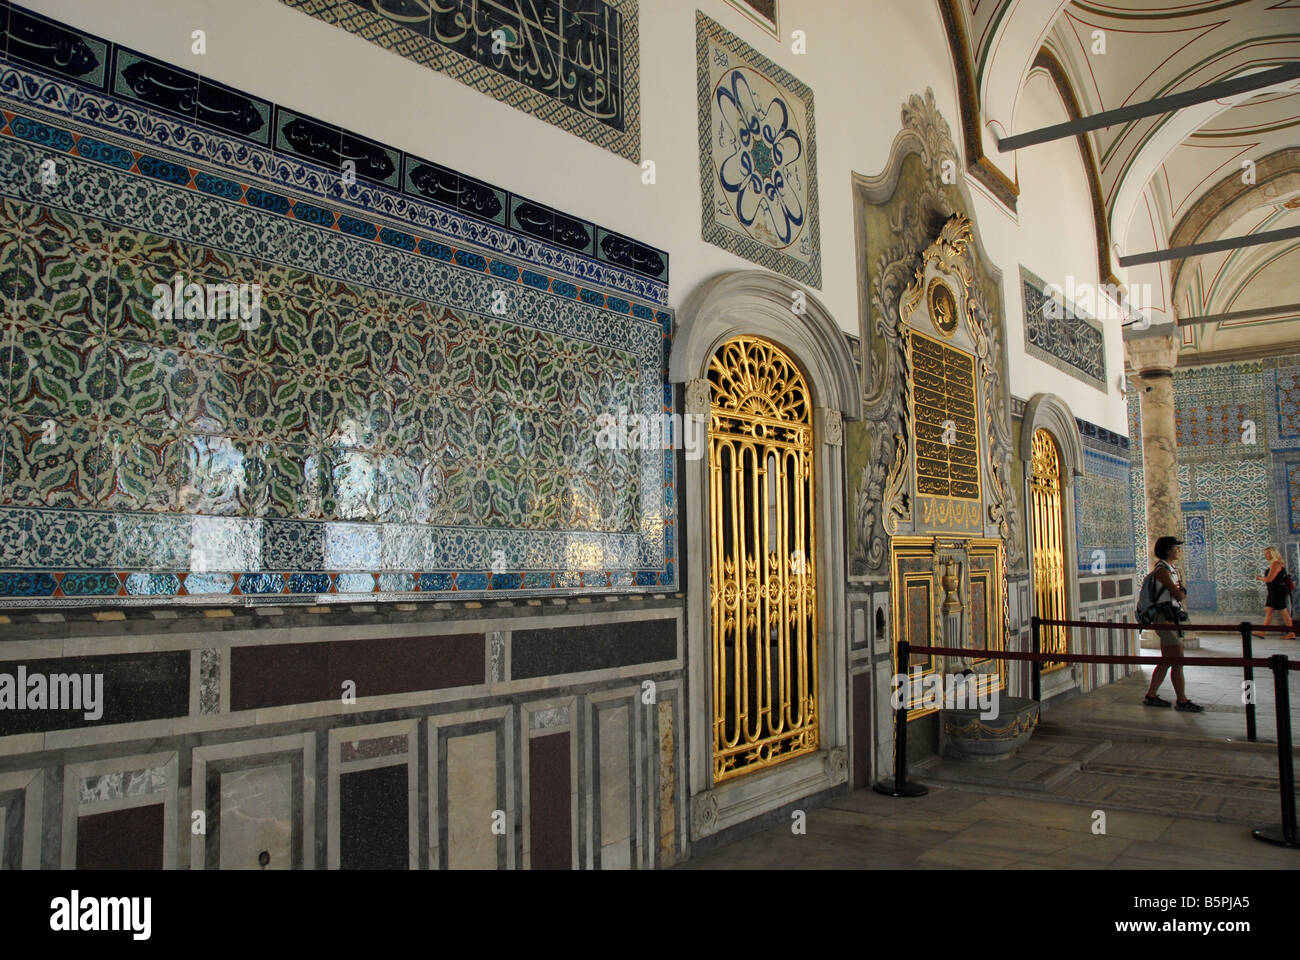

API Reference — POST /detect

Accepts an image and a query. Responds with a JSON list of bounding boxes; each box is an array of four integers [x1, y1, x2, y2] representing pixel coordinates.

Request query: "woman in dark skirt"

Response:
[[1255, 546, 1296, 639]]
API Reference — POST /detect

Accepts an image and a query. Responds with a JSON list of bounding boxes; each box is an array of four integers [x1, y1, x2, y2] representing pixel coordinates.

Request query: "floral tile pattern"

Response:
[[696, 11, 820, 288], [0, 4, 676, 604]]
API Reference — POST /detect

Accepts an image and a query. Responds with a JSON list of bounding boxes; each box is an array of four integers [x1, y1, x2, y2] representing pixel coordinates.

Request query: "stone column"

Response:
[[1124, 334, 1191, 647], [1124, 334, 1182, 567]]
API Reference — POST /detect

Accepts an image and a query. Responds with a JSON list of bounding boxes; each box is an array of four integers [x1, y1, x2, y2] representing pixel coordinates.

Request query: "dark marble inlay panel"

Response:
[[340, 763, 407, 869], [529, 731, 570, 870], [0, 650, 189, 735], [229, 632, 484, 710], [76, 803, 164, 869], [511, 618, 675, 679]]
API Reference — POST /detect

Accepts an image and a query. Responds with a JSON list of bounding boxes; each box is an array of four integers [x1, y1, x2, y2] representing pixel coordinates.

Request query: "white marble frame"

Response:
[[670, 270, 859, 841], [63, 751, 178, 869], [1020, 393, 1085, 699], [0, 768, 43, 869], [428, 705, 514, 871], [190, 733, 316, 870], [584, 687, 642, 871], [520, 696, 579, 869], [328, 719, 419, 870]]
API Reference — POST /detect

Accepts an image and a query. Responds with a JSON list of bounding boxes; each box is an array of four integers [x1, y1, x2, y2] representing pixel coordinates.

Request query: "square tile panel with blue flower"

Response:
[[696, 11, 820, 288]]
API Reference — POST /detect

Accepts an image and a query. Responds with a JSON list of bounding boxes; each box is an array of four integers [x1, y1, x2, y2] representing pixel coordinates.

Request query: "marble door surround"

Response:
[[1019, 394, 1085, 700], [670, 271, 860, 842]]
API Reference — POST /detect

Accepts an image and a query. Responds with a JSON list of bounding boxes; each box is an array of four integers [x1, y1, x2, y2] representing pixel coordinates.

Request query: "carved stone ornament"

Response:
[[685, 378, 713, 416], [824, 746, 848, 783], [821, 408, 843, 446], [691, 791, 720, 838]]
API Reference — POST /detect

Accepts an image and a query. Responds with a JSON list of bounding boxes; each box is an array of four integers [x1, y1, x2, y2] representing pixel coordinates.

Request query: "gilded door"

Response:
[[708, 337, 818, 783], [1030, 429, 1068, 670]]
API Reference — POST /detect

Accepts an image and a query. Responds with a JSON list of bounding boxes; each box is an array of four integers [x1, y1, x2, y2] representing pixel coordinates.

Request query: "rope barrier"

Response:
[[872, 631, 1298, 851], [905, 644, 1269, 669]]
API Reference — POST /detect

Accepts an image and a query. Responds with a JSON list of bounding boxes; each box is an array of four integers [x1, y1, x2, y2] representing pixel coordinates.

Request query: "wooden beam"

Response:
[[1177, 302, 1300, 326], [1118, 224, 1300, 268], [998, 62, 1300, 152]]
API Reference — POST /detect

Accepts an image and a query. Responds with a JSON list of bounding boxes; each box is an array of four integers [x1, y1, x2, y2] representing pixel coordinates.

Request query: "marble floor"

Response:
[[678, 631, 1300, 870]]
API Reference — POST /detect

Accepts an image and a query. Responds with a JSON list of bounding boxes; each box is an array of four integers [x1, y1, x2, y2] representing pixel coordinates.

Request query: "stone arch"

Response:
[[1020, 393, 1084, 478], [670, 270, 861, 421], [671, 269, 855, 846]]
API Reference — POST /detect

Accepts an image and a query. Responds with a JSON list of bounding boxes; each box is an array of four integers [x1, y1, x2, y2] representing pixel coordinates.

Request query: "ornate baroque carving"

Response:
[[851, 90, 1023, 577]]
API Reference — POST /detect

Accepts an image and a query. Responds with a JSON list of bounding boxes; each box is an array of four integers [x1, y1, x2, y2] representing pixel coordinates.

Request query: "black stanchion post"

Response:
[[872, 639, 927, 798], [1253, 654, 1298, 849], [1030, 616, 1041, 703], [1240, 621, 1257, 742]]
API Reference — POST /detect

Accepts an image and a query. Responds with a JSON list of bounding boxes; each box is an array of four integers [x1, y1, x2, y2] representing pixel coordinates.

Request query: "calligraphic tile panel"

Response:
[[279, 0, 641, 162]]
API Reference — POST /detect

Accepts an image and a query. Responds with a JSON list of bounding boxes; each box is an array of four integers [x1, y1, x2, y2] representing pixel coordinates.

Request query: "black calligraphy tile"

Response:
[[456, 174, 506, 225], [428, 0, 477, 60], [512, 0, 562, 98], [404, 156, 461, 207], [196, 77, 272, 145], [553, 211, 593, 254], [472, 5, 523, 86], [7, 4, 108, 89], [511, 196, 553, 243], [339, 129, 401, 187], [112, 47, 198, 123], [274, 106, 343, 171]]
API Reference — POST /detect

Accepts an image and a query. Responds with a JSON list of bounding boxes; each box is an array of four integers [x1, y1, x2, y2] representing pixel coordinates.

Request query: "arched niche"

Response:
[[669, 269, 858, 844], [1019, 392, 1084, 700]]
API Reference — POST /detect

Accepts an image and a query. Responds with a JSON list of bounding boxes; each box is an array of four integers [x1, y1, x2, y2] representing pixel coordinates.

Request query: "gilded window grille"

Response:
[[707, 336, 818, 784], [1030, 429, 1068, 671]]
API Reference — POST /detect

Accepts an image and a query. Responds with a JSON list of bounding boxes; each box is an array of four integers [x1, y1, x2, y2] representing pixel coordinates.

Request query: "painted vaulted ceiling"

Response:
[[957, 0, 1300, 363]]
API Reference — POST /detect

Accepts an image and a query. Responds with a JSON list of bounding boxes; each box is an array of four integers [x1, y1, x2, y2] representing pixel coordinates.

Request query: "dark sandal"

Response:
[[1176, 700, 1204, 712], [1143, 695, 1171, 707]]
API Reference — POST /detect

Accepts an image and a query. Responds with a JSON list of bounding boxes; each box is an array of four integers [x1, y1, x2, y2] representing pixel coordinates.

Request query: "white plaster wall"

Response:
[[22, 0, 1127, 432], [968, 66, 1129, 434]]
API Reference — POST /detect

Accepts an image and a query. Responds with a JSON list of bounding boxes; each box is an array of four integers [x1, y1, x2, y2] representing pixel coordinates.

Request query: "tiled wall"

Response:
[[0, 2, 676, 605], [1073, 417, 1134, 577], [1129, 357, 1300, 615]]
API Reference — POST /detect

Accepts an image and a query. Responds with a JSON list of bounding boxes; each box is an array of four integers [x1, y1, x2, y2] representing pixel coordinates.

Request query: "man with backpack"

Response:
[[1137, 536, 1203, 712]]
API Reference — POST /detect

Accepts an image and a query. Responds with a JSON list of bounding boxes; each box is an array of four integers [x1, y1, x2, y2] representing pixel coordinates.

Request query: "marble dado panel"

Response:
[[0, 3, 665, 301], [0, 8, 676, 604], [280, 0, 642, 163], [696, 12, 820, 288]]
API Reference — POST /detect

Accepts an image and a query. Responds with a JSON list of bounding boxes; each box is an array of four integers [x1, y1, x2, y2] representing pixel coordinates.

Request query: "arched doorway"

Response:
[[1030, 428, 1068, 669], [707, 336, 818, 783]]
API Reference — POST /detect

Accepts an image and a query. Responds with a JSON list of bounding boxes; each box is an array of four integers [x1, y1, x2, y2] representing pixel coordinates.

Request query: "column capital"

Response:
[[1124, 334, 1180, 376]]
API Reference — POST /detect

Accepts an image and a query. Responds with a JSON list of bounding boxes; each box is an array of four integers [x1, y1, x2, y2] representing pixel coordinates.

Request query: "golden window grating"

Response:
[[1030, 428, 1068, 671], [707, 337, 818, 783]]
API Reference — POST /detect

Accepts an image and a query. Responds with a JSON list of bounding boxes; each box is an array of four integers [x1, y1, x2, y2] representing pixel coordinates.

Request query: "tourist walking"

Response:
[[1254, 546, 1296, 639], [1141, 536, 1203, 711]]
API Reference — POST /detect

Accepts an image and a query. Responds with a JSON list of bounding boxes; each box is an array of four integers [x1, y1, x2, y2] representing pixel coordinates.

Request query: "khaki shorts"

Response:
[[1155, 629, 1183, 648]]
